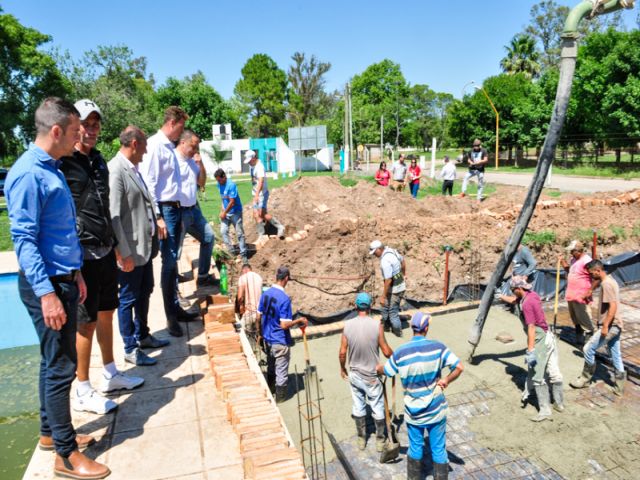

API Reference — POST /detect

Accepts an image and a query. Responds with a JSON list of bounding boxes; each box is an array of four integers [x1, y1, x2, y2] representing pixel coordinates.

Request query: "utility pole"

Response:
[[343, 84, 350, 171], [347, 83, 353, 171], [395, 82, 400, 150], [380, 115, 384, 166]]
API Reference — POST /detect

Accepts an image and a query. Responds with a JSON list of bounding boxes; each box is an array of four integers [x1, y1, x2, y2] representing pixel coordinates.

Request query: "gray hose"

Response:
[[467, 38, 578, 360]]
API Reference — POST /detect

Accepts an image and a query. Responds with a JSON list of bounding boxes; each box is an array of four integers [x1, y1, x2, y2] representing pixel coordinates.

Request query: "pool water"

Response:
[[0, 273, 40, 479]]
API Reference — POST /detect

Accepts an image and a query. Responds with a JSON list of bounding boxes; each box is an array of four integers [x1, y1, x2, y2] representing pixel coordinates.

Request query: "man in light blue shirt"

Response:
[[214, 168, 247, 263], [6, 97, 110, 479]]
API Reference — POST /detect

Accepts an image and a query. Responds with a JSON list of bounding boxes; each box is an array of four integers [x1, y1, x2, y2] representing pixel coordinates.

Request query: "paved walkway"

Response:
[[22, 256, 245, 480]]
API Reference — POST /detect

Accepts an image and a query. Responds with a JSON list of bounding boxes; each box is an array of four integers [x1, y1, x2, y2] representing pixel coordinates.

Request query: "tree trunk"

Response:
[[615, 148, 621, 167]]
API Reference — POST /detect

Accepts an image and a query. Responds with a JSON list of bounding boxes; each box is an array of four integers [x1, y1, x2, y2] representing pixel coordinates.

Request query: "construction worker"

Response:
[[237, 263, 263, 345], [377, 312, 463, 480], [339, 292, 393, 452], [370, 240, 406, 337], [244, 150, 285, 241], [570, 260, 626, 396], [499, 278, 564, 421], [560, 240, 596, 346], [257, 266, 308, 402]]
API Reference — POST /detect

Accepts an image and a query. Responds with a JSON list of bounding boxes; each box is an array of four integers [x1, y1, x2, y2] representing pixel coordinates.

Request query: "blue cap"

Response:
[[355, 292, 372, 309], [411, 312, 431, 332]]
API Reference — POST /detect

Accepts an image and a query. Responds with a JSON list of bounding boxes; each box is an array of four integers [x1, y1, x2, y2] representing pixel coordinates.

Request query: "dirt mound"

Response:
[[238, 177, 640, 316]]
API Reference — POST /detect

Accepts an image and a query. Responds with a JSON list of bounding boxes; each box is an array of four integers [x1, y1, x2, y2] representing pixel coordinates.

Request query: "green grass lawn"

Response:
[[492, 164, 639, 179]]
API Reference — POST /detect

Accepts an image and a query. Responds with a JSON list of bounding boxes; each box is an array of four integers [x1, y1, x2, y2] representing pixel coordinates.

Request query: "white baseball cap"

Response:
[[369, 240, 383, 254], [74, 99, 102, 121], [244, 150, 256, 163]]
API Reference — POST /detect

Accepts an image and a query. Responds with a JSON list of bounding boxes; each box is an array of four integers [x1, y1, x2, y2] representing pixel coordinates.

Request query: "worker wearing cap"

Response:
[[560, 240, 596, 346], [339, 292, 393, 452], [244, 150, 285, 241], [460, 139, 488, 202], [499, 278, 564, 422], [60, 100, 144, 416], [257, 266, 308, 402], [377, 312, 463, 480], [370, 240, 406, 337], [571, 260, 626, 395]]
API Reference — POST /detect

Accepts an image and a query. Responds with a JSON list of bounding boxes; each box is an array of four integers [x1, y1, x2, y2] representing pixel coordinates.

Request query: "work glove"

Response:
[[524, 350, 537, 368], [493, 287, 503, 301]]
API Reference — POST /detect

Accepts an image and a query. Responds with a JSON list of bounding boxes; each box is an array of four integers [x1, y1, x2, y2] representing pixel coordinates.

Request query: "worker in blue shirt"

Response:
[[214, 168, 248, 264], [257, 266, 307, 402], [5, 97, 110, 479]]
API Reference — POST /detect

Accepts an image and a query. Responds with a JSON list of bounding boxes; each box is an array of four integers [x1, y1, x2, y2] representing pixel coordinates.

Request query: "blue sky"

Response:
[[3, 1, 637, 99]]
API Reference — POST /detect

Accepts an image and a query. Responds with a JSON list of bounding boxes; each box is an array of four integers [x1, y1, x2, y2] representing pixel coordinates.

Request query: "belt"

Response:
[[181, 204, 196, 210], [50, 270, 79, 283], [159, 201, 181, 208]]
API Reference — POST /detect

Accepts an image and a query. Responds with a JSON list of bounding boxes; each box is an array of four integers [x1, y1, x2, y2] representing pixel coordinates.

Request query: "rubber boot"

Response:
[[354, 416, 367, 450], [166, 316, 183, 337], [433, 462, 449, 480], [531, 385, 552, 422], [407, 456, 423, 480], [551, 382, 565, 412], [374, 418, 386, 453], [612, 370, 626, 397], [256, 221, 266, 240], [574, 325, 584, 347], [275, 384, 287, 404], [266, 373, 276, 394], [570, 362, 596, 389], [269, 216, 286, 239]]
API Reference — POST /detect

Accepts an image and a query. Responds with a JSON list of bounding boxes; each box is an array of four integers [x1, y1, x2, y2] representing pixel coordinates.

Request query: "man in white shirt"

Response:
[[175, 130, 215, 287], [244, 150, 285, 241], [370, 240, 406, 337], [439, 155, 456, 196], [139, 106, 198, 338], [391, 154, 408, 191]]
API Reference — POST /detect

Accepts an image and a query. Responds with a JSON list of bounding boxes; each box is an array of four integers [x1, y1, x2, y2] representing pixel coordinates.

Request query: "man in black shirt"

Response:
[[60, 100, 147, 415], [460, 138, 488, 202]]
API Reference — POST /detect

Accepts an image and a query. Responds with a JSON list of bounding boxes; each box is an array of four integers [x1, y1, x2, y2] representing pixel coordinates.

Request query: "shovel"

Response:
[[553, 258, 561, 335], [379, 377, 400, 463]]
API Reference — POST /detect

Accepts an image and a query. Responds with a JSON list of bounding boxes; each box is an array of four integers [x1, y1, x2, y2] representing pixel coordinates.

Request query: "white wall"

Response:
[[296, 146, 334, 171], [276, 137, 296, 174], [199, 138, 249, 177]]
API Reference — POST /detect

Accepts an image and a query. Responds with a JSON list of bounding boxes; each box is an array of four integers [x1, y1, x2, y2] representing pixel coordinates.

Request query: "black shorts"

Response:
[[78, 249, 119, 323]]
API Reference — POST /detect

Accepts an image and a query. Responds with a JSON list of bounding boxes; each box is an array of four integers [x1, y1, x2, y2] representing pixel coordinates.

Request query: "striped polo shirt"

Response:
[[383, 336, 460, 426]]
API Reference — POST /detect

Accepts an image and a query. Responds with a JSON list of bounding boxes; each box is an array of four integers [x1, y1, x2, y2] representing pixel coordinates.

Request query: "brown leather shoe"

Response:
[[39, 434, 96, 451], [54, 450, 110, 479]]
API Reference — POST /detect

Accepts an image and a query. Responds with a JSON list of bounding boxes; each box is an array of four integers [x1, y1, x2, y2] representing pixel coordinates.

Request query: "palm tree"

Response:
[[500, 34, 541, 79]]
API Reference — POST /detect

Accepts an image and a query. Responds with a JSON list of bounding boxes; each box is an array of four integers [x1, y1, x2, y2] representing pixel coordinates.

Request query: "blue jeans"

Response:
[[348, 371, 384, 420], [410, 183, 420, 198], [584, 327, 624, 371], [461, 169, 485, 200], [381, 291, 404, 330], [180, 205, 214, 279], [407, 418, 447, 463], [19, 273, 79, 457], [160, 204, 182, 316], [118, 260, 154, 354], [220, 212, 247, 258]]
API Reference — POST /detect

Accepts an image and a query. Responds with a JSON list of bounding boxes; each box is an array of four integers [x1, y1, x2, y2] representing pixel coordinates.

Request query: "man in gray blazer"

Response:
[[109, 125, 167, 366]]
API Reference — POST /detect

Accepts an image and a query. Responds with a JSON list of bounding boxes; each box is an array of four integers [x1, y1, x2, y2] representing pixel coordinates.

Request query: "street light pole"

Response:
[[474, 84, 500, 169]]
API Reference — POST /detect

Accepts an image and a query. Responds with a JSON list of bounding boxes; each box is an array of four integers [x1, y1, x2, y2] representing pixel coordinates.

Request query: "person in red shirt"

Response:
[[408, 157, 421, 198], [374, 161, 390, 186]]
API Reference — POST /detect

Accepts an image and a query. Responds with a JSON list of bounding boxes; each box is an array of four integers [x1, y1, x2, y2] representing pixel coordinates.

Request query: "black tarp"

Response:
[[295, 251, 640, 325]]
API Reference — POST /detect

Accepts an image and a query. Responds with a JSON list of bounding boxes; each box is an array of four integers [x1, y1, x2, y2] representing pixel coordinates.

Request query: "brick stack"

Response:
[[203, 295, 307, 480]]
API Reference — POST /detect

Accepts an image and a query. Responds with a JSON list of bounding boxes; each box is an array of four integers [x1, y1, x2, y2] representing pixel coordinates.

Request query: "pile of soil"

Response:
[[237, 176, 640, 316]]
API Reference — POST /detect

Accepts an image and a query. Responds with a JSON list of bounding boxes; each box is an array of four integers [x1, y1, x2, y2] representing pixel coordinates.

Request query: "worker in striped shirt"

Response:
[[377, 312, 464, 480]]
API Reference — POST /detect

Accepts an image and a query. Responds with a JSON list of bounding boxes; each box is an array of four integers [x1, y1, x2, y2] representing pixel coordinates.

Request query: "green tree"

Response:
[[566, 29, 640, 164], [155, 72, 244, 141], [0, 9, 70, 160], [347, 59, 409, 148], [500, 34, 541, 79], [287, 52, 333, 126], [234, 54, 288, 137], [57, 44, 158, 158]]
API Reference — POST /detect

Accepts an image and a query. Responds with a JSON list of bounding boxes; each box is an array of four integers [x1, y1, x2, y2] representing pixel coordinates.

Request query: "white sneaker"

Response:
[[100, 371, 144, 393], [73, 388, 117, 414]]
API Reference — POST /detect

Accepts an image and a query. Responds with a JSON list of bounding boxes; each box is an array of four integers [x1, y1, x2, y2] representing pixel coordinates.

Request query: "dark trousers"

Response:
[[160, 204, 182, 316], [442, 180, 454, 195], [118, 260, 154, 353], [19, 273, 79, 457]]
